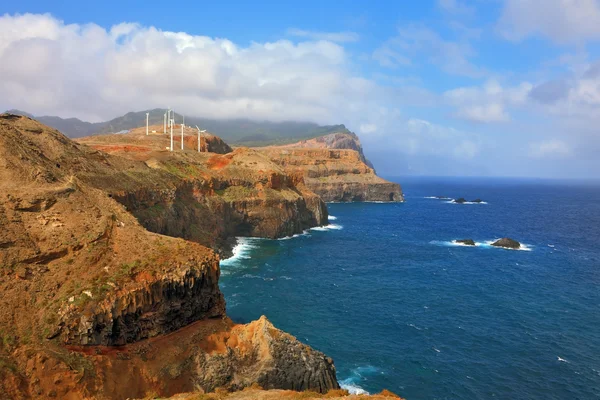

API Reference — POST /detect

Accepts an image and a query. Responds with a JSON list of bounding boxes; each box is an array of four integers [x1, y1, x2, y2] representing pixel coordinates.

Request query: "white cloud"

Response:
[[498, 0, 600, 43], [455, 103, 510, 123], [359, 123, 378, 133], [373, 24, 483, 77], [286, 28, 359, 43], [0, 13, 371, 123], [444, 80, 533, 123], [398, 118, 480, 158], [529, 139, 573, 158]]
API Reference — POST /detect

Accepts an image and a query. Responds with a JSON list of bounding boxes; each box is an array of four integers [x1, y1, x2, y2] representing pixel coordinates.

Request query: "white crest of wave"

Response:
[[340, 382, 369, 395], [328, 215, 338, 220], [310, 224, 343, 231], [220, 237, 264, 267]]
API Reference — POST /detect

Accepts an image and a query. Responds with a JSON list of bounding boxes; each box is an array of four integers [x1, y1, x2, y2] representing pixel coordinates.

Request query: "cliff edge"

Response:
[[0, 114, 337, 399], [257, 131, 403, 202]]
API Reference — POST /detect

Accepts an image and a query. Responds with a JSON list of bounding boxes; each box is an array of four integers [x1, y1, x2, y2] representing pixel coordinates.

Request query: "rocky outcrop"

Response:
[[0, 114, 339, 399], [195, 316, 338, 393], [491, 238, 521, 249], [257, 147, 403, 202], [60, 255, 225, 346], [455, 239, 476, 246]]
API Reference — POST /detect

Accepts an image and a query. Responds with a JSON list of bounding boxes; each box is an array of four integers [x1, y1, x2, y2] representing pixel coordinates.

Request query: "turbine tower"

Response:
[[146, 112, 149, 136], [196, 126, 207, 152], [181, 123, 184, 150], [170, 118, 174, 151], [163, 112, 166, 134]]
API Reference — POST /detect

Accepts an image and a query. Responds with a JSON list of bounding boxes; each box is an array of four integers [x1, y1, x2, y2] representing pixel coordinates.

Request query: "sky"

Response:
[[1, 0, 600, 179]]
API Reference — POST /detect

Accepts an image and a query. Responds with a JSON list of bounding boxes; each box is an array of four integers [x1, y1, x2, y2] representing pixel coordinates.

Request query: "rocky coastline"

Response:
[[0, 114, 403, 399]]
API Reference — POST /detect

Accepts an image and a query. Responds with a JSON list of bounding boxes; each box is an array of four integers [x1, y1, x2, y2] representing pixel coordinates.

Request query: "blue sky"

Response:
[[2, 0, 600, 178]]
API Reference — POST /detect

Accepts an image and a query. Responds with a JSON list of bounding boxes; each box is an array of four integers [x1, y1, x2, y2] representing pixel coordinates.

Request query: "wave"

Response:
[[277, 231, 311, 240], [328, 215, 338, 220], [431, 239, 533, 251], [310, 224, 343, 231], [424, 196, 451, 200], [340, 381, 369, 395], [220, 237, 264, 267], [445, 200, 488, 205], [339, 365, 381, 395]]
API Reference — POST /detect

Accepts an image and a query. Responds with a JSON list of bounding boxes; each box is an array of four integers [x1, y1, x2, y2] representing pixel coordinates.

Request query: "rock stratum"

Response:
[[0, 114, 339, 399], [256, 132, 404, 202]]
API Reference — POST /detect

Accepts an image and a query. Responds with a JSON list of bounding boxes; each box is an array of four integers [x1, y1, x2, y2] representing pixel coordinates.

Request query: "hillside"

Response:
[[0, 114, 339, 399], [6, 109, 349, 146]]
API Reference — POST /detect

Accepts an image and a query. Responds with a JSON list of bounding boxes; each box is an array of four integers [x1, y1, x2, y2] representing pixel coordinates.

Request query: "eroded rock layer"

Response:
[[77, 129, 328, 255], [258, 146, 404, 202], [0, 114, 338, 399]]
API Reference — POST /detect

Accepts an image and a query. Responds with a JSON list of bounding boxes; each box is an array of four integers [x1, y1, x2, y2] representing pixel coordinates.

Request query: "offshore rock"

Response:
[[491, 238, 521, 249]]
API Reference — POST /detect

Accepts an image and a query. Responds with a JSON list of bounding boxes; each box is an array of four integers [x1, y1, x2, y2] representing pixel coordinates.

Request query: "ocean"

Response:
[[219, 177, 600, 399]]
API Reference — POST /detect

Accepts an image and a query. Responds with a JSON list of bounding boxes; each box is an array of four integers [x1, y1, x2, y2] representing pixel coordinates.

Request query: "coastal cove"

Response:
[[219, 177, 600, 399]]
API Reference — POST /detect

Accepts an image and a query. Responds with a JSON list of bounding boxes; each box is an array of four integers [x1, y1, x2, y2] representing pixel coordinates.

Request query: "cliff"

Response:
[[77, 124, 327, 256], [0, 114, 337, 399], [257, 132, 403, 202]]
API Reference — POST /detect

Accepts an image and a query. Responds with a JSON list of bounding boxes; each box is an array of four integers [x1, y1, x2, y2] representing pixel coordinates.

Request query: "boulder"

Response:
[[453, 197, 467, 204], [491, 238, 521, 249], [471, 198, 484, 203], [455, 239, 476, 246]]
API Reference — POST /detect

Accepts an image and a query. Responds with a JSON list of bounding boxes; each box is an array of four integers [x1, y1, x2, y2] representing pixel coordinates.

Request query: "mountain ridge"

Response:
[[6, 109, 350, 146]]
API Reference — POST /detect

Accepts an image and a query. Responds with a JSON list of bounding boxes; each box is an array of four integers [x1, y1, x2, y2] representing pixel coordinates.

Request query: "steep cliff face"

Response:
[[77, 130, 328, 254], [0, 114, 338, 399], [258, 146, 404, 202]]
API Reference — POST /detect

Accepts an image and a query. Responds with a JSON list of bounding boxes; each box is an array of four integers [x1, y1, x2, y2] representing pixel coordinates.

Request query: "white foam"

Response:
[[328, 215, 338, 220], [277, 231, 311, 240], [431, 239, 533, 251], [220, 237, 264, 267], [424, 196, 451, 200], [310, 224, 343, 231], [340, 365, 381, 395], [340, 382, 369, 395]]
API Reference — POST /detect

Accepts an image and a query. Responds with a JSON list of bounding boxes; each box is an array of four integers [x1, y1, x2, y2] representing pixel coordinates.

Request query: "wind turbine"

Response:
[[146, 112, 149, 136], [195, 125, 207, 153], [170, 118, 174, 151], [181, 123, 184, 150], [163, 112, 167, 134]]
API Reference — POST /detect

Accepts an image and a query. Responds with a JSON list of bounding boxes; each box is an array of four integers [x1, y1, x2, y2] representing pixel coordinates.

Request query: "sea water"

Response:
[[219, 177, 600, 399]]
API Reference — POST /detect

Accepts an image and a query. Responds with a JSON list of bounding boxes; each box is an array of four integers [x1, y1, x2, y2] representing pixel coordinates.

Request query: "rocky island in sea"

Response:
[[0, 113, 403, 399]]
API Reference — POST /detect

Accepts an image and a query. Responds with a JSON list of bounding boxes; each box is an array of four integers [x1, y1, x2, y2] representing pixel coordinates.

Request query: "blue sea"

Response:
[[219, 177, 600, 400]]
